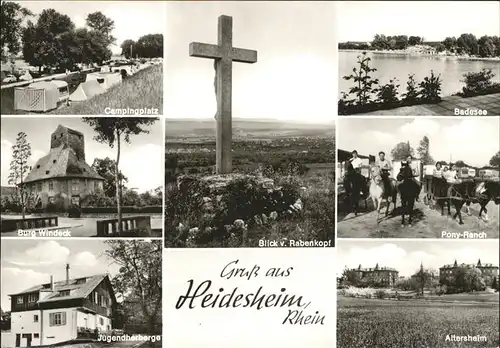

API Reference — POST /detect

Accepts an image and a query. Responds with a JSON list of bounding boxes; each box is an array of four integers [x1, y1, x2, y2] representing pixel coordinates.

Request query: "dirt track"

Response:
[[337, 192, 499, 238]]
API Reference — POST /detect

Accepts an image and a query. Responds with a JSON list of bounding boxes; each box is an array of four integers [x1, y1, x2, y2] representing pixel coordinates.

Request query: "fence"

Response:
[[1, 216, 58, 233], [96, 216, 152, 237]]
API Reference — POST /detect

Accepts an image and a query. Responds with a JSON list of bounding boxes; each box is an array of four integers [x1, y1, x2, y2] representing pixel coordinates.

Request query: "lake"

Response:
[[339, 51, 500, 98]]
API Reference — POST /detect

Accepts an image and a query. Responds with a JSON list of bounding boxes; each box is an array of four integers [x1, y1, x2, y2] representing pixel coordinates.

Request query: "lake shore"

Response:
[[339, 49, 500, 62]]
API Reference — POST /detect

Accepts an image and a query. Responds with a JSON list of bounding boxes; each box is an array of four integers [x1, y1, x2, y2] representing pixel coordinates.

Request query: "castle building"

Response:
[[351, 263, 399, 287], [22, 125, 105, 209], [439, 259, 499, 286], [8, 264, 115, 347]]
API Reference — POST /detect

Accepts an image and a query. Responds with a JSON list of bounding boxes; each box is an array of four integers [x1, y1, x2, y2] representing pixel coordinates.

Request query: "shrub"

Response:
[[402, 74, 419, 103], [376, 78, 400, 105], [419, 70, 442, 102], [341, 52, 379, 106], [68, 204, 81, 218], [374, 290, 387, 299], [460, 69, 500, 97]]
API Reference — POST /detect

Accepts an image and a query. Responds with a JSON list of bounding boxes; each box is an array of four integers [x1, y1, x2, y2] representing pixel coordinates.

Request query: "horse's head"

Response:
[[397, 164, 413, 181], [370, 166, 382, 184]]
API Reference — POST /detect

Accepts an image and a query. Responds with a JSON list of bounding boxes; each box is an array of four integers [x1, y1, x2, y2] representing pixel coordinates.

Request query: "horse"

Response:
[[444, 179, 477, 225], [464, 180, 500, 221], [369, 166, 397, 222], [397, 164, 421, 226], [343, 161, 369, 215]]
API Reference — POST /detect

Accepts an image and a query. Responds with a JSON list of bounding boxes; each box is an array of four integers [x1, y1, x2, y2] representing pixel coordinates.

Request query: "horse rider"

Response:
[[349, 150, 363, 172], [376, 151, 393, 200], [402, 155, 421, 201]]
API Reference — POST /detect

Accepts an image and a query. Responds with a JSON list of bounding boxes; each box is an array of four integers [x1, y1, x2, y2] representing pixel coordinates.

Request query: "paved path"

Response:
[[360, 93, 500, 116]]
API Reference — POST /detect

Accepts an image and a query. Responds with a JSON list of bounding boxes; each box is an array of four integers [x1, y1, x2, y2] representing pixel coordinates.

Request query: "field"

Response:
[[338, 296, 500, 348], [337, 188, 499, 238], [0, 65, 163, 115], [165, 119, 335, 247]]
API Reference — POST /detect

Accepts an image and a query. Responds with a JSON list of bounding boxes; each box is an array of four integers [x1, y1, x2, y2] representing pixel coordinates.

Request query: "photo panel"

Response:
[[164, 248, 336, 348], [0, 116, 163, 238], [337, 239, 499, 348], [0, 239, 162, 347], [164, 1, 336, 248], [337, 1, 500, 116], [0, 1, 165, 116], [337, 117, 500, 239]]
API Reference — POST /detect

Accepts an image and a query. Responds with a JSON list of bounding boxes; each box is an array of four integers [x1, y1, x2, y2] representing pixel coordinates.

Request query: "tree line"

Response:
[[120, 34, 163, 59], [0, 2, 163, 71], [339, 33, 500, 58]]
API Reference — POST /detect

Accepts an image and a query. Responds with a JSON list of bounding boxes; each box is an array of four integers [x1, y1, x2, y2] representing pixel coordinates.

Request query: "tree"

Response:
[[412, 265, 438, 296], [86, 12, 116, 46], [456, 33, 478, 55], [82, 118, 158, 234], [408, 36, 422, 46], [135, 34, 163, 58], [417, 136, 435, 165], [105, 240, 162, 334], [391, 141, 414, 161], [91, 157, 128, 198], [1, 1, 32, 63], [490, 151, 500, 167], [22, 9, 75, 70], [120, 39, 136, 59], [442, 37, 457, 52], [8, 132, 32, 219], [453, 160, 468, 168], [478, 36, 496, 58]]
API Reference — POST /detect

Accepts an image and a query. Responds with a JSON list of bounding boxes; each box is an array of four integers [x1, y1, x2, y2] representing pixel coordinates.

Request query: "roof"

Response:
[[28, 80, 68, 89], [9, 274, 113, 303], [24, 145, 104, 183]]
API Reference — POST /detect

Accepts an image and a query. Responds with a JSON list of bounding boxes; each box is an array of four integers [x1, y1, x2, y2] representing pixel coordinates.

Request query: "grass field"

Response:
[[337, 189, 499, 238], [0, 65, 162, 115], [338, 296, 500, 348]]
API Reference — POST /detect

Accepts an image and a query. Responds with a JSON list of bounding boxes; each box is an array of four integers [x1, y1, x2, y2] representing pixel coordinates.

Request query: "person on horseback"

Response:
[[402, 155, 421, 201], [376, 151, 393, 200], [349, 150, 363, 172]]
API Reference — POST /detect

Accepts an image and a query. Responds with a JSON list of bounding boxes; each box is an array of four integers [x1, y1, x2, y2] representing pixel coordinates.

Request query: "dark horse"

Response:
[[441, 179, 477, 225], [343, 162, 369, 215], [397, 164, 421, 226], [464, 180, 500, 222]]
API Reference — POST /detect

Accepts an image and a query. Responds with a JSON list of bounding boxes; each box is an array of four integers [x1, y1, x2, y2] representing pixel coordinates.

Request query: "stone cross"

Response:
[[189, 15, 257, 174]]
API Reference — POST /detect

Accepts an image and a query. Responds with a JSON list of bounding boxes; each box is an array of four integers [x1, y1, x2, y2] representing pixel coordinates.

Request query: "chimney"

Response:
[[50, 275, 54, 291], [66, 264, 70, 285]]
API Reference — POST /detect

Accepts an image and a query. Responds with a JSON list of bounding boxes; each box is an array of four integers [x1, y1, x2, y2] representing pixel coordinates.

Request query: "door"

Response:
[[15, 334, 20, 347], [21, 333, 32, 347]]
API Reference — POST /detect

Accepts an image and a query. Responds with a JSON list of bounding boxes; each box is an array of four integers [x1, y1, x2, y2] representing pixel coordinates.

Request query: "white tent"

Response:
[[100, 66, 111, 73], [69, 80, 105, 102], [85, 72, 122, 90]]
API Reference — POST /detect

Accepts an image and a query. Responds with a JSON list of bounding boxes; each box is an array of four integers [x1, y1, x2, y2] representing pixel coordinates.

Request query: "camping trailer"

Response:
[[456, 167, 477, 179], [14, 80, 69, 112], [85, 72, 122, 90], [479, 169, 500, 179]]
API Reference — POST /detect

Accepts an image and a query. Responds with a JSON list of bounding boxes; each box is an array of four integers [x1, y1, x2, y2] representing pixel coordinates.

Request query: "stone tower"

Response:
[[50, 125, 85, 161]]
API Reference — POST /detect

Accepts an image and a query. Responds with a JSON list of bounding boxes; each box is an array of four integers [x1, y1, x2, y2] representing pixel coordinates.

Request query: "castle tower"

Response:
[[477, 259, 482, 267], [50, 125, 85, 161], [453, 259, 458, 267]]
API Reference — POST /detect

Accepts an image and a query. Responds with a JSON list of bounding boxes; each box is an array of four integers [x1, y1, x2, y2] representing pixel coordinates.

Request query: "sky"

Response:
[[0, 117, 163, 192], [15, 1, 166, 55], [165, 1, 336, 123], [338, 1, 500, 42], [0, 240, 121, 311], [337, 240, 499, 277], [338, 117, 500, 168]]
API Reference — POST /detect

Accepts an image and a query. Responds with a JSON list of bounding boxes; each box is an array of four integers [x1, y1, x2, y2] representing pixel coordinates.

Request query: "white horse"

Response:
[[370, 166, 397, 223]]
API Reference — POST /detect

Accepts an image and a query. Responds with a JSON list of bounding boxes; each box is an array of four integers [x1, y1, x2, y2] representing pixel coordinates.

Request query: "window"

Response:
[[71, 179, 80, 194], [28, 293, 37, 303], [53, 160, 56, 163], [34, 334, 39, 339], [59, 290, 70, 297], [49, 181, 54, 191], [49, 312, 66, 326], [76, 278, 86, 284], [17, 297, 23, 304], [34, 315, 39, 322], [100, 318, 104, 325], [45, 170, 50, 175], [37, 182, 42, 191]]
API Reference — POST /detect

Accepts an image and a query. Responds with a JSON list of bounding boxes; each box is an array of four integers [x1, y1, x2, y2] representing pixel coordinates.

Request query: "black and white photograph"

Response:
[[0, 239, 162, 348], [337, 117, 500, 238], [0, 117, 163, 237], [337, 240, 499, 348], [0, 1, 164, 115], [338, 1, 500, 116], [164, 1, 335, 248]]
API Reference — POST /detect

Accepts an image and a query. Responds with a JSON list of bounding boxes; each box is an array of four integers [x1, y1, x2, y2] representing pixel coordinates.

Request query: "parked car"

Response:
[[2, 74, 17, 83]]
